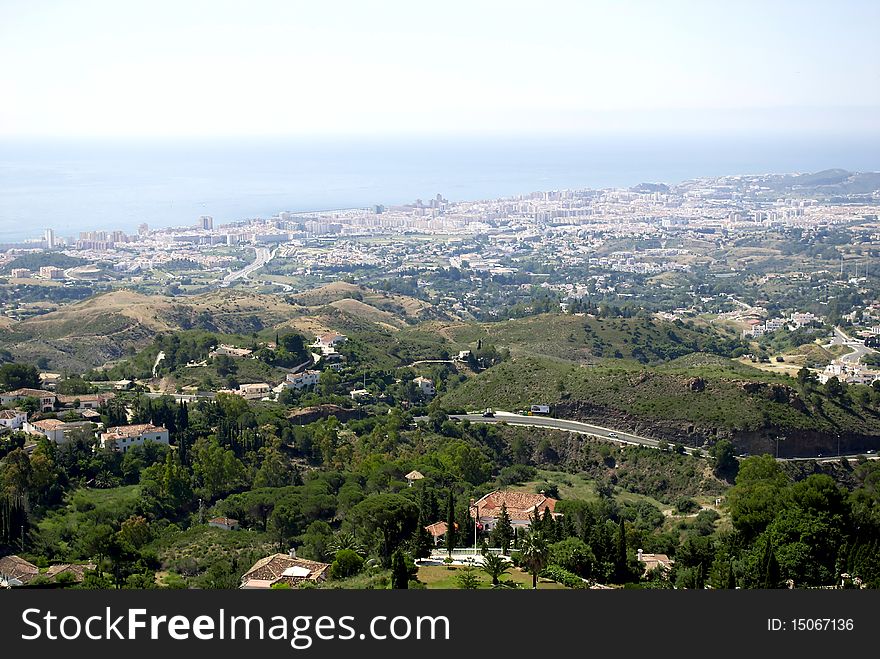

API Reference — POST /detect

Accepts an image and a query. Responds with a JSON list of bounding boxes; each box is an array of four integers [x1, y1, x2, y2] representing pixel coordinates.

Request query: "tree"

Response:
[[824, 376, 844, 399], [710, 439, 739, 481], [191, 437, 247, 501], [490, 503, 514, 554], [481, 550, 510, 585], [268, 503, 302, 551], [253, 445, 295, 488], [796, 366, 817, 389], [409, 514, 434, 559], [347, 494, 419, 566], [213, 354, 237, 377], [0, 363, 40, 390], [328, 532, 366, 557], [614, 517, 630, 584], [455, 561, 481, 589], [727, 559, 737, 589], [0, 448, 32, 497], [520, 530, 549, 589], [445, 489, 456, 557], [390, 549, 409, 589], [762, 539, 781, 589], [727, 455, 790, 541], [330, 549, 364, 580], [549, 537, 595, 578]]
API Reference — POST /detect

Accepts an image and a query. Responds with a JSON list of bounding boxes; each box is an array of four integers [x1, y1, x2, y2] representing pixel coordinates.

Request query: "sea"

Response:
[[1, 133, 879, 242]]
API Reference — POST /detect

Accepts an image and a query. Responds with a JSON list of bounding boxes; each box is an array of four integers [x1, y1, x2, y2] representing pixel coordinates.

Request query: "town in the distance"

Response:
[[1, 167, 880, 592]]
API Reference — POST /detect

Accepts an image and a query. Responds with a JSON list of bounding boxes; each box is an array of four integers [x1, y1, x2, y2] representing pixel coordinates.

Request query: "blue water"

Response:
[[1, 134, 879, 241]]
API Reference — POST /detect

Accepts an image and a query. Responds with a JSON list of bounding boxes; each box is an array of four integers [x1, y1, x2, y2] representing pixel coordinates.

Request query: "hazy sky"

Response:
[[2, 0, 879, 138]]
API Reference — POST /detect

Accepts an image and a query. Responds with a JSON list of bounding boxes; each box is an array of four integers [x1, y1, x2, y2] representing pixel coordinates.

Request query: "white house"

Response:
[[349, 388, 371, 401], [286, 370, 321, 390], [210, 344, 253, 358], [208, 517, 240, 531], [24, 419, 94, 444], [0, 409, 27, 430], [99, 424, 169, 453], [315, 333, 347, 348], [0, 388, 56, 412], [412, 376, 435, 397], [237, 383, 271, 399]]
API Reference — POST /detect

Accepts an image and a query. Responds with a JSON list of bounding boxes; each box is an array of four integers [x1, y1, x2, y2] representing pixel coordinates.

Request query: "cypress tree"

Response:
[[446, 489, 456, 557], [614, 517, 628, 583], [490, 503, 514, 554], [726, 559, 736, 590], [391, 549, 409, 589]]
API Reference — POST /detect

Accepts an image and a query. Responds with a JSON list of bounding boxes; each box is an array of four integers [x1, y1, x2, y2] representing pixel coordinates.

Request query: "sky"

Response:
[[1, 0, 879, 138]]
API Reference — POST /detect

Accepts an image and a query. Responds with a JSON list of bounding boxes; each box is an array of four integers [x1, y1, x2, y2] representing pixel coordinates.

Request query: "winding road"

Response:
[[438, 411, 879, 462], [830, 326, 875, 364]]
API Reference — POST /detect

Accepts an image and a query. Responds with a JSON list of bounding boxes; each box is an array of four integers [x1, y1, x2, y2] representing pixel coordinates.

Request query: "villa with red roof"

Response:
[[469, 490, 560, 532]]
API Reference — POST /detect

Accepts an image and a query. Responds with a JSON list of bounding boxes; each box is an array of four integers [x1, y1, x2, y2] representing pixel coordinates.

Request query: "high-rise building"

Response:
[[198, 215, 214, 231], [44, 228, 56, 249], [138, 223, 150, 236]]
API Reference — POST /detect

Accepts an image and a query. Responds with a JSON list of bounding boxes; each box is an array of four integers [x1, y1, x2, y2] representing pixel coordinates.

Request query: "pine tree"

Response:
[[763, 541, 780, 589], [490, 503, 514, 554], [541, 507, 557, 542], [614, 517, 629, 584], [391, 549, 409, 589], [726, 559, 736, 589], [410, 507, 434, 559], [446, 489, 456, 557]]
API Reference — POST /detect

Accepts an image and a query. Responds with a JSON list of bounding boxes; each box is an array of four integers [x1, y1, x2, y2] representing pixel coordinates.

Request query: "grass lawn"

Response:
[[417, 564, 568, 590]]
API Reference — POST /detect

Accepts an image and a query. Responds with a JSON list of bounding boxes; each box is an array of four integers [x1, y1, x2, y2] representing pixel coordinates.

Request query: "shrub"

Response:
[[330, 549, 365, 579], [549, 538, 595, 577], [541, 565, 587, 589], [674, 497, 700, 514]]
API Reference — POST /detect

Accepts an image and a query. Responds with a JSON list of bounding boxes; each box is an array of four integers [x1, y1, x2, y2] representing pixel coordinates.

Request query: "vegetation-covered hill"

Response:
[[441, 354, 880, 455], [0, 284, 450, 372]]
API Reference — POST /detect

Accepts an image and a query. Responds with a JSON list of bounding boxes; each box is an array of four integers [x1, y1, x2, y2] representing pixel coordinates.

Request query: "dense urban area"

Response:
[[2, 168, 880, 591]]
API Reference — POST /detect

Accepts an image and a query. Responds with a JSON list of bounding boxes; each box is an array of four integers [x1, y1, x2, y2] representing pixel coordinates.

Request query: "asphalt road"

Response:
[[832, 326, 875, 364], [220, 246, 275, 286], [448, 412, 679, 452], [441, 412, 878, 462]]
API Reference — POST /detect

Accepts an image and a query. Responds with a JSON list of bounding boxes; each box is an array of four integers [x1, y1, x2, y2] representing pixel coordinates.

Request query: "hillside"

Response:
[[0, 284, 449, 372], [440, 354, 880, 456], [439, 312, 744, 364]]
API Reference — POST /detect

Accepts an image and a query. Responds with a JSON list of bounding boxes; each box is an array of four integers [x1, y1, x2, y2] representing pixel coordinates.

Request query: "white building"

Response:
[[210, 344, 253, 358], [315, 333, 347, 348], [286, 370, 321, 390], [0, 388, 57, 412], [24, 419, 94, 444], [39, 266, 65, 280], [237, 383, 271, 399], [99, 424, 169, 453], [0, 409, 27, 430], [413, 376, 435, 397]]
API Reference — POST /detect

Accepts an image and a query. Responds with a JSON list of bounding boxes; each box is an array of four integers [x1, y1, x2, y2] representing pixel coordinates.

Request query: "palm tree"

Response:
[[328, 532, 366, 557], [520, 530, 549, 590], [481, 552, 511, 586]]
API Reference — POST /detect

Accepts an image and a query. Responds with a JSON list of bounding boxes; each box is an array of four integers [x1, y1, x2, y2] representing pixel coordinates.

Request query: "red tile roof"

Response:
[[424, 521, 458, 537], [471, 490, 558, 522], [240, 554, 330, 588]]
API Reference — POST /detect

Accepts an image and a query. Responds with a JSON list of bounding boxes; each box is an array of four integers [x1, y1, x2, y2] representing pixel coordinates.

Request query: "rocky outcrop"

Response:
[[554, 399, 880, 458], [287, 404, 360, 424]]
